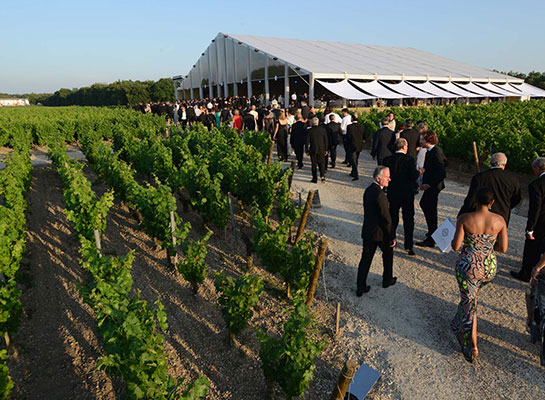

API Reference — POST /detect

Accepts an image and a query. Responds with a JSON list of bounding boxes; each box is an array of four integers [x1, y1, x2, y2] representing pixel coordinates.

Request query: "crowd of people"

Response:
[[135, 94, 545, 366], [360, 115, 545, 366]]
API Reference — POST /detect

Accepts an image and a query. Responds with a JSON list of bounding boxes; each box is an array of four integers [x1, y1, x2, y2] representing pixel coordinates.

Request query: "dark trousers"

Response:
[[328, 145, 337, 167], [389, 195, 415, 249], [293, 143, 305, 167], [276, 132, 288, 161], [310, 153, 326, 182], [357, 240, 393, 290], [349, 150, 360, 178], [520, 237, 545, 279], [420, 187, 440, 237]]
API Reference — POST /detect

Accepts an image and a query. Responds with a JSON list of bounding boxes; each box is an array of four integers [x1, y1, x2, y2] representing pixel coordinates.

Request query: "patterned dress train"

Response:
[[451, 233, 497, 361]]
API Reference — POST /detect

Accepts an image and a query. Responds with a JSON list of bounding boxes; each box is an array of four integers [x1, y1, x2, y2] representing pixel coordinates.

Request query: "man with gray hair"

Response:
[[512, 157, 545, 282], [357, 166, 397, 296], [306, 117, 329, 183], [459, 152, 521, 227], [371, 116, 395, 165]]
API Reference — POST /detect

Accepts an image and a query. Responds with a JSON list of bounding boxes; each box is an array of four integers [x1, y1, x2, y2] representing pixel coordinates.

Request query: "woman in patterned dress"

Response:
[[451, 187, 508, 362]]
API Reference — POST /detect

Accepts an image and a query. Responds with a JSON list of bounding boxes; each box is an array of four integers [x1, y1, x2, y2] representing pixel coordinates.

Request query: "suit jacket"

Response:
[[306, 125, 328, 155], [526, 174, 545, 239], [290, 121, 307, 147], [400, 129, 420, 159], [346, 123, 365, 153], [362, 183, 392, 242], [326, 121, 341, 146], [422, 146, 448, 191], [383, 152, 419, 199], [458, 168, 521, 226], [371, 127, 394, 162]]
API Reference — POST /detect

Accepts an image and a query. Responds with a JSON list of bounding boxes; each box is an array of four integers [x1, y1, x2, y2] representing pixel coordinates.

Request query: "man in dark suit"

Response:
[[400, 119, 420, 159], [416, 131, 448, 247], [383, 138, 419, 255], [459, 152, 521, 226], [357, 166, 397, 295], [512, 157, 545, 282], [371, 116, 395, 165], [325, 114, 341, 168], [306, 117, 328, 183], [290, 114, 307, 169], [346, 114, 365, 181]]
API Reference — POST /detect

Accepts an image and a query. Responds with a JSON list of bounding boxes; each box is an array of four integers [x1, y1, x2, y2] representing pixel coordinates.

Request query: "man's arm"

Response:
[[510, 177, 522, 209], [526, 182, 542, 233]]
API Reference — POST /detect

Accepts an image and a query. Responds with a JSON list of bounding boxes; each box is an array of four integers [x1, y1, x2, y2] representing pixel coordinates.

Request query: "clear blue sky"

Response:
[[2, 0, 544, 93]]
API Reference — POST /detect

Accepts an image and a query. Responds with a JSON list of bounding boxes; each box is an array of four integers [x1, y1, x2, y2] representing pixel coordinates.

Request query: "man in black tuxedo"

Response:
[[416, 131, 448, 247], [290, 114, 307, 169], [459, 152, 521, 226], [325, 114, 341, 168], [306, 117, 328, 183], [400, 119, 420, 159], [346, 114, 365, 181], [357, 166, 397, 295], [512, 157, 545, 282], [383, 138, 419, 255], [371, 116, 395, 165]]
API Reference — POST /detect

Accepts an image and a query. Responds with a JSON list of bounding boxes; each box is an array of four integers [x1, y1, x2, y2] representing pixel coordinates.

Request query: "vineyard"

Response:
[[0, 106, 336, 399], [1, 102, 544, 399]]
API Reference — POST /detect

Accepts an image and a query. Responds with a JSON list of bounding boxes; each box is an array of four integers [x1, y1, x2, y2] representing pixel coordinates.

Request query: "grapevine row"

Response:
[[47, 139, 209, 399], [0, 133, 32, 398]]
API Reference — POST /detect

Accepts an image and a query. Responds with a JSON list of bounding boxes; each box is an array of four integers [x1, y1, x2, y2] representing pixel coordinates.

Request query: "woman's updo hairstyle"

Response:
[[476, 187, 494, 206]]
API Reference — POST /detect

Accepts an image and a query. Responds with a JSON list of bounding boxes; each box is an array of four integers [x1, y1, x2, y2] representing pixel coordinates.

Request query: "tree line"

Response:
[[0, 78, 175, 106]]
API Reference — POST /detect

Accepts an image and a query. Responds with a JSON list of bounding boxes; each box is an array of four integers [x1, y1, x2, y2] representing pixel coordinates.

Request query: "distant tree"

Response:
[[495, 70, 545, 90], [149, 78, 175, 102]]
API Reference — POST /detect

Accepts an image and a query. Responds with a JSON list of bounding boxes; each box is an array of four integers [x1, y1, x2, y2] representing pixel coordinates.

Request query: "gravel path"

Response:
[[290, 148, 545, 399]]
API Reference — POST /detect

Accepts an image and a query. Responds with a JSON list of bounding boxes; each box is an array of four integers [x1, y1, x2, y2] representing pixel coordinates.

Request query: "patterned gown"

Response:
[[451, 233, 497, 362]]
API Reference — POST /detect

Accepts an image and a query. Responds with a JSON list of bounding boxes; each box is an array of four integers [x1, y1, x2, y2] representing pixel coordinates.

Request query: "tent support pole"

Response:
[[265, 56, 270, 106], [309, 73, 315, 107], [284, 64, 290, 108], [247, 46, 252, 98], [232, 39, 238, 97], [208, 49, 213, 98]]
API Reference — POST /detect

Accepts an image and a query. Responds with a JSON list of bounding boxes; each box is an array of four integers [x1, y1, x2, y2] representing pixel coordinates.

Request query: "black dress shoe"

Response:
[[510, 271, 531, 283], [352, 177, 359, 181], [310, 179, 317, 183], [330, 164, 335, 169], [382, 277, 397, 288], [415, 238, 435, 247], [356, 286, 371, 296], [406, 248, 416, 256], [321, 176, 326, 182]]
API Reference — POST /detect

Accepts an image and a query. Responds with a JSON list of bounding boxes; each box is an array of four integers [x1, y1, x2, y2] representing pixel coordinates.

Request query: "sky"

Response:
[[1, 0, 544, 94]]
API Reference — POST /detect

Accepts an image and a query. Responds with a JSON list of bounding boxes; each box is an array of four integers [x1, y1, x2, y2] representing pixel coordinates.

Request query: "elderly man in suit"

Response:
[[346, 114, 365, 181], [371, 116, 395, 165], [512, 157, 545, 282], [459, 152, 521, 226], [383, 138, 419, 255], [357, 166, 397, 296], [306, 117, 329, 183], [416, 131, 448, 247]]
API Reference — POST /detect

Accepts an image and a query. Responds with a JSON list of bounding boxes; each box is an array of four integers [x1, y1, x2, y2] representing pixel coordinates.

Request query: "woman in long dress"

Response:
[[451, 187, 508, 362], [274, 111, 289, 161]]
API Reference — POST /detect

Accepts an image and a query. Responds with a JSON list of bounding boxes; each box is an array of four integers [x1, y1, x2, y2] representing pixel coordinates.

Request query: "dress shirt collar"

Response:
[[427, 145, 435, 152], [373, 181, 383, 190], [540, 171, 545, 178], [396, 151, 405, 154]]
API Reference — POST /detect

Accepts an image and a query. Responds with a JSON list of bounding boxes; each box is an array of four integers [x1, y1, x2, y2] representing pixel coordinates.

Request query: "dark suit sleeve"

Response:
[[306, 130, 311, 150], [323, 129, 329, 151], [526, 181, 543, 232], [510, 178, 522, 209], [378, 192, 392, 239], [371, 131, 377, 157], [407, 156, 419, 181], [459, 174, 479, 217]]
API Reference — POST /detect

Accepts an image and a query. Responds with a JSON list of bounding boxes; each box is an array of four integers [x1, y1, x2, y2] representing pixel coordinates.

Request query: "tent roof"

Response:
[[226, 33, 520, 82]]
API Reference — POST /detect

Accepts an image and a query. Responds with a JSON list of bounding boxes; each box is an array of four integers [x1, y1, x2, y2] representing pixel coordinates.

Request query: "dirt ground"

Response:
[[4, 145, 545, 399]]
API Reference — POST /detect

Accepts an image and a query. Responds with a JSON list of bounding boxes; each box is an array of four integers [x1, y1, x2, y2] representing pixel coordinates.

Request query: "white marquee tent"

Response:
[[174, 33, 544, 104]]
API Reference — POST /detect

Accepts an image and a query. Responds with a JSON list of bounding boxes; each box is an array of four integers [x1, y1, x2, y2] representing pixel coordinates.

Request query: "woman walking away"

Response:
[[451, 187, 507, 362]]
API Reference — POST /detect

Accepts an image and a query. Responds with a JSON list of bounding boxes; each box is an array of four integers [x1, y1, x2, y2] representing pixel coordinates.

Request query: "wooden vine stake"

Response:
[[335, 302, 341, 339], [294, 190, 314, 244], [472, 141, 480, 172], [266, 140, 275, 165], [93, 229, 102, 257], [287, 161, 296, 190], [306, 238, 328, 307], [170, 211, 178, 266], [330, 359, 358, 400]]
